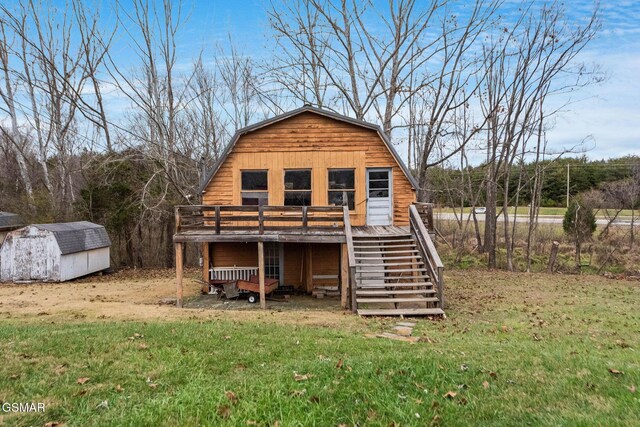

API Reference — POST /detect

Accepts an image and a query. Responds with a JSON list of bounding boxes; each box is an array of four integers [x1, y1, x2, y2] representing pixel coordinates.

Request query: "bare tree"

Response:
[[479, 1, 601, 269], [0, 21, 34, 207]]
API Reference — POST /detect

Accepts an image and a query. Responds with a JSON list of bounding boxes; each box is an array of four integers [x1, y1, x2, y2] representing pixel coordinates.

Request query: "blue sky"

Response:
[[88, 0, 640, 161], [180, 0, 639, 161]]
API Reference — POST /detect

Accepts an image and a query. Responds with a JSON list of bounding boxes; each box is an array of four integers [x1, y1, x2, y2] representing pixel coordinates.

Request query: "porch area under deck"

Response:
[[172, 205, 350, 310]]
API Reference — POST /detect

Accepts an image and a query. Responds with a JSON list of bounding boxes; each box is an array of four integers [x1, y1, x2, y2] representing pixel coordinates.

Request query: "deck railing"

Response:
[[175, 205, 345, 234], [342, 205, 358, 313], [409, 204, 445, 307]]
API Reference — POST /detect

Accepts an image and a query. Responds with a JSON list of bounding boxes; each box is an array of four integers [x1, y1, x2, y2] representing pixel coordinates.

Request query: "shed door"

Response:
[[14, 237, 49, 281], [366, 168, 392, 226]]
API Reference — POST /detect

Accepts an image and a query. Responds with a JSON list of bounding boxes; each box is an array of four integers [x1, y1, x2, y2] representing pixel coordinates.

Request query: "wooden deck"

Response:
[[173, 227, 345, 243], [173, 205, 346, 243], [352, 225, 409, 237]]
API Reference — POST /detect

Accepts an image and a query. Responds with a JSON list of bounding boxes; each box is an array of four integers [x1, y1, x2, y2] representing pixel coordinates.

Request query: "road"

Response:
[[435, 213, 636, 226]]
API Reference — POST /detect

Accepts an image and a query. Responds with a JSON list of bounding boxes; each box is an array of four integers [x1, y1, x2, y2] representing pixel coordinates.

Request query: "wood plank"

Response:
[[357, 308, 445, 317], [357, 281, 433, 287], [356, 297, 439, 303], [304, 244, 313, 293], [258, 241, 266, 310], [356, 289, 436, 296], [202, 242, 210, 283], [356, 261, 424, 267], [340, 243, 348, 309], [357, 274, 431, 280], [175, 242, 184, 308], [355, 268, 426, 273], [353, 239, 415, 244], [355, 255, 419, 260], [353, 245, 417, 250]]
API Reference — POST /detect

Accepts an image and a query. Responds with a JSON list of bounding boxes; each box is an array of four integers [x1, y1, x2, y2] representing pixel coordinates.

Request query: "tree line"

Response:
[[1, 0, 603, 269], [429, 155, 640, 208]]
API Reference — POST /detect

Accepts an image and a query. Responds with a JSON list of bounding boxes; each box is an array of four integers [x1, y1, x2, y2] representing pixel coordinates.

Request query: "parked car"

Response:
[[474, 207, 487, 214]]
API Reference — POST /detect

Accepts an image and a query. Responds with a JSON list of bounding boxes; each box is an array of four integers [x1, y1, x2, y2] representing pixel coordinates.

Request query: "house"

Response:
[[174, 106, 444, 316], [0, 212, 24, 243], [0, 221, 111, 282]]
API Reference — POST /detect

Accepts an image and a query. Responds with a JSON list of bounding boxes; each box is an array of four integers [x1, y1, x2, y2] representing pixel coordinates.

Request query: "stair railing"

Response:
[[409, 204, 445, 308], [343, 206, 358, 313]]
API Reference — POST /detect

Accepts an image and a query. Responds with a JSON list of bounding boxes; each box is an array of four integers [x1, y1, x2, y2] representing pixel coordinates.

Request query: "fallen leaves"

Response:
[[225, 390, 239, 404], [76, 377, 90, 385], [44, 422, 63, 427], [115, 384, 124, 393], [290, 389, 306, 397], [442, 391, 457, 399], [482, 381, 490, 389], [127, 333, 144, 340], [216, 404, 231, 419], [628, 385, 636, 393], [608, 368, 624, 375], [294, 372, 314, 381], [336, 358, 344, 369], [95, 400, 109, 410]]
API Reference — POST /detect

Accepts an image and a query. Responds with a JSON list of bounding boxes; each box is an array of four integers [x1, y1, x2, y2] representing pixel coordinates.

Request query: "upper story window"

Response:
[[284, 170, 312, 206], [241, 170, 268, 206], [328, 169, 355, 210]]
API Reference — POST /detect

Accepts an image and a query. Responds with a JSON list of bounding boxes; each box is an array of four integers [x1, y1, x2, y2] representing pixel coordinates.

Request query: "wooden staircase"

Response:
[[343, 205, 446, 318], [351, 233, 444, 317]]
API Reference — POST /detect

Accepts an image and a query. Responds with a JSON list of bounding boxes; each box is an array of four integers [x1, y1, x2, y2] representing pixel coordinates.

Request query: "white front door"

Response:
[[366, 168, 392, 225]]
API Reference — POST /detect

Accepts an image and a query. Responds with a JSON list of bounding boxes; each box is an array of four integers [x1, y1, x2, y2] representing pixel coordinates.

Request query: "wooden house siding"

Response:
[[211, 242, 258, 267], [202, 112, 416, 226], [210, 241, 340, 289]]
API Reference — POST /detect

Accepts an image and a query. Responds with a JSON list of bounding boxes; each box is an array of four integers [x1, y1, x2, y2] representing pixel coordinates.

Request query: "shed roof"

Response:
[[199, 105, 419, 193], [33, 221, 111, 255], [0, 212, 24, 230]]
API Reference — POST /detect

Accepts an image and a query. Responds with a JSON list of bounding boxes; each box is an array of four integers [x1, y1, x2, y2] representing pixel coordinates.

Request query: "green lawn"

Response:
[[1, 272, 639, 426]]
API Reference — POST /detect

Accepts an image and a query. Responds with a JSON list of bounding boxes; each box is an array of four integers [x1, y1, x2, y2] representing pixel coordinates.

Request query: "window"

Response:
[[284, 170, 312, 206], [328, 169, 355, 210], [241, 170, 268, 206], [368, 170, 389, 198]]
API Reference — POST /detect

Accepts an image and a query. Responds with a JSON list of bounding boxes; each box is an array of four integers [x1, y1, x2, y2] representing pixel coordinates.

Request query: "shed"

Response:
[[0, 212, 24, 243], [0, 221, 111, 282]]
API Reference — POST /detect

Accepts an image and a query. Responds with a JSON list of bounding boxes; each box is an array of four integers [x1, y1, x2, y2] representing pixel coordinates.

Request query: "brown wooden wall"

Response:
[[211, 242, 258, 267], [209, 242, 339, 289], [202, 112, 416, 226]]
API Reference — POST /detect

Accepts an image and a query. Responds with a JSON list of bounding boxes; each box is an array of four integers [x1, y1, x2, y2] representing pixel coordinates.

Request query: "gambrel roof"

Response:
[[0, 212, 24, 231], [199, 105, 418, 193], [33, 221, 111, 255]]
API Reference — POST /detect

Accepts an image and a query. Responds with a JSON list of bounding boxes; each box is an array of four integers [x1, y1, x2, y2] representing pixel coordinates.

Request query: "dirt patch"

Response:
[[0, 268, 637, 328], [0, 268, 352, 327]]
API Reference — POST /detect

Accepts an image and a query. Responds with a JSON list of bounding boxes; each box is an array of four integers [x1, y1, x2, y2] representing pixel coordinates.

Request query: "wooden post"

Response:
[[175, 207, 181, 232], [349, 266, 357, 313], [340, 243, 348, 309], [215, 206, 221, 234], [547, 241, 560, 274], [175, 242, 184, 308], [258, 206, 264, 235], [202, 242, 210, 283], [304, 244, 313, 293], [258, 241, 266, 309], [302, 206, 308, 230]]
